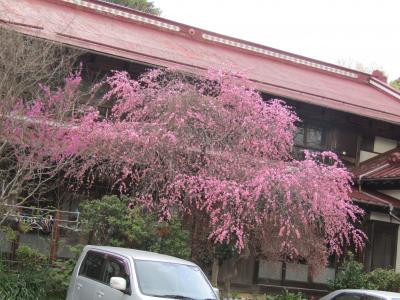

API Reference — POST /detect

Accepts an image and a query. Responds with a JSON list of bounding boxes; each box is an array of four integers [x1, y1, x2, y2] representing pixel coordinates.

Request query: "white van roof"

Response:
[[85, 245, 196, 266], [334, 290, 400, 299]]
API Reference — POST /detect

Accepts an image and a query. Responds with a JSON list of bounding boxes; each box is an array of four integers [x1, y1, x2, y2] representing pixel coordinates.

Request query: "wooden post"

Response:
[[10, 207, 22, 262], [10, 231, 20, 263], [49, 210, 60, 263]]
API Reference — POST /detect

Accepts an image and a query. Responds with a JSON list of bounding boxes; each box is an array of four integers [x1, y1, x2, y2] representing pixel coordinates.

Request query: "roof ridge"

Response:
[[59, 0, 370, 81], [369, 77, 400, 100]]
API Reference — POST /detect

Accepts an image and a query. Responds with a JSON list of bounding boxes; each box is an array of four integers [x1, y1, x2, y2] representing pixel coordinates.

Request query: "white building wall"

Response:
[[359, 136, 398, 163], [397, 227, 400, 273], [374, 136, 398, 153], [359, 150, 378, 162], [378, 190, 400, 200]]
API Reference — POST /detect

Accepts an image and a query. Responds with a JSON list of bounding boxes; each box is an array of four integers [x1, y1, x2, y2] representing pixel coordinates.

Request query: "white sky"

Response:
[[152, 0, 400, 81]]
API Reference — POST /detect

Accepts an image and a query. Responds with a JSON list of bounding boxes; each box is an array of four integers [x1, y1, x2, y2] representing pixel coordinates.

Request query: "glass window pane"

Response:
[[294, 127, 305, 146], [135, 260, 216, 299], [360, 135, 374, 152], [365, 296, 385, 300], [306, 127, 323, 148], [334, 293, 363, 300], [104, 258, 129, 286], [79, 251, 105, 282]]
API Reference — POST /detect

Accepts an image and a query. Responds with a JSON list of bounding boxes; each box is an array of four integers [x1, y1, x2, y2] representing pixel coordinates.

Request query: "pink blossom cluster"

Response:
[[3, 68, 365, 267]]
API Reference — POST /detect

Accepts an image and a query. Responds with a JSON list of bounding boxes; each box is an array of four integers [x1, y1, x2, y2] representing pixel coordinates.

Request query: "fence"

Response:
[[1, 205, 80, 261]]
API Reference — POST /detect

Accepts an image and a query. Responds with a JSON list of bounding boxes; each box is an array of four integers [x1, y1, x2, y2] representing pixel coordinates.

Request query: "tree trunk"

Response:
[[225, 279, 231, 299], [49, 210, 61, 263], [211, 256, 220, 287]]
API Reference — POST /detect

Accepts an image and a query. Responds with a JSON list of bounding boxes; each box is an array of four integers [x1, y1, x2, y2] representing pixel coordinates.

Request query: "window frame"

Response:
[[103, 254, 132, 295], [78, 250, 132, 295], [294, 124, 325, 150], [364, 295, 386, 300], [332, 292, 365, 300], [78, 250, 107, 284], [332, 292, 386, 300], [133, 259, 216, 299]]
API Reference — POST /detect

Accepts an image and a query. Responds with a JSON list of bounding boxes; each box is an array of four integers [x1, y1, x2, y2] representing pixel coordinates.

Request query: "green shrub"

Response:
[[328, 253, 366, 290], [328, 252, 400, 292], [80, 195, 191, 259], [0, 244, 77, 300], [0, 247, 48, 300], [47, 258, 77, 299], [365, 268, 400, 292]]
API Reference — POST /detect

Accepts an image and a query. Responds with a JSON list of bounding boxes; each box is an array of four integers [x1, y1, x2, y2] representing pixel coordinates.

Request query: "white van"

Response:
[[66, 245, 219, 300]]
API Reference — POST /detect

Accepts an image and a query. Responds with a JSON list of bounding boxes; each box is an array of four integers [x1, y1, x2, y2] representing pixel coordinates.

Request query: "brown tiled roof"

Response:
[[2, 0, 400, 124], [352, 147, 400, 180], [351, 188, 400, 208]]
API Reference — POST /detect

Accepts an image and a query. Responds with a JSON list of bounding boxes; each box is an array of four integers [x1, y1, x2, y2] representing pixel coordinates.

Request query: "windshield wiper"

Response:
[[149, 294, 216, 300], [152, 295, 195, 300]]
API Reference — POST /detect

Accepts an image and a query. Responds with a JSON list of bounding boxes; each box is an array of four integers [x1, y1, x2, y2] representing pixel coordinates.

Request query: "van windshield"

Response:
[[134, 260, 216, 299]]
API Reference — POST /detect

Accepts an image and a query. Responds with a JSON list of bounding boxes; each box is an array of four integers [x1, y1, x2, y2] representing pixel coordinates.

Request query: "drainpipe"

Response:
[[389, 204, 400, 223]]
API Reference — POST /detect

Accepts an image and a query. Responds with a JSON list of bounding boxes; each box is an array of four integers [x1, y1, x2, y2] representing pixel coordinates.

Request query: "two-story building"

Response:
[[1, 0, 400, 295]]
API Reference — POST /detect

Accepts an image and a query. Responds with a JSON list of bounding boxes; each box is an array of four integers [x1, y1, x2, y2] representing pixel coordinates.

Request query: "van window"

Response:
[[104, 257, 130, 287], [333, 293, 363, 300], [365, 296, 385, 300], [79, 251, 106, 282], [135, 260, 216, 299]]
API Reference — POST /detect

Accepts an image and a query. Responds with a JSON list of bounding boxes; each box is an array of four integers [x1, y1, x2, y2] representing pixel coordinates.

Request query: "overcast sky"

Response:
[[152, 0, 399, 81]]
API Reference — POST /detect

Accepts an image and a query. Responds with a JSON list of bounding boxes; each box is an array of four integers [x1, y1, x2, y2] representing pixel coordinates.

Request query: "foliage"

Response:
[[328, 253, 366, 290], [104, 0, 161, 15], [329, 253, 400, 292], [364, 268, 400, 292], [0, 243, 78, 299], [0, 225, 18, 241], [391, 78, 400, 90], [16, 245, 48, 270], [5, 67, 366, 271], [266, 290, 307, 300], [80, 195, 190, 259], [0, 267, 47, 300], [47, 258, 77, 298], [0, 246, 48, 300]]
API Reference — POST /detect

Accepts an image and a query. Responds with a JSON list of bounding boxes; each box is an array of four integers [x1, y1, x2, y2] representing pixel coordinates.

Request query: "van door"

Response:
[[73, 250, 106, 300], [98, 255, 132, 299]]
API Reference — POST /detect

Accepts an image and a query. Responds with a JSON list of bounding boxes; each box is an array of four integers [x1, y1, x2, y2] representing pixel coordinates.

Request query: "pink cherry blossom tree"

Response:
[[0, 28, 79, 225], [4, 68, 365, 283], [0, 70, 86, 225]]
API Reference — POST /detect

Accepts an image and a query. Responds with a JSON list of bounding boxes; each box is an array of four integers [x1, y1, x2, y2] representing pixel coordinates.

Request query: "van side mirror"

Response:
[[110, 277, 127, 291]]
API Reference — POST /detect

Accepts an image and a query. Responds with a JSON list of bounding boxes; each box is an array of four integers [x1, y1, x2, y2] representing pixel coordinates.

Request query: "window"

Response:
[[333, 293, 363, 300], [135, 260, 216, 299], [104, 257, 130, 287], [79, 251, 106, 282], [370, 221, 398, 270], [365, 296, 385, 300], [294, 127, 305, 145], [360, 135, 374, 152], [294, 125, 324, 149]]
